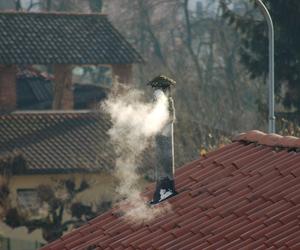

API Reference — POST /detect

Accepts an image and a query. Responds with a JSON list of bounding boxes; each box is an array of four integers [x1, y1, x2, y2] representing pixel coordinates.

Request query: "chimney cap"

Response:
[[147, 75, 176, 90]]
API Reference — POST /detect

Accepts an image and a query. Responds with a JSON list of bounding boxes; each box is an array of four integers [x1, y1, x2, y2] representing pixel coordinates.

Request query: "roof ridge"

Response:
[[11, 110, 98, 114], [0, 11, 108, 17], [233, 130, 300, 148]]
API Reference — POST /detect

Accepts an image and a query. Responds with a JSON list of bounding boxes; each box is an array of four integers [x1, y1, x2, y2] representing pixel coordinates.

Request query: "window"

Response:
[[72, 65, 113, 87], [17, 189, 40, 214], [21, 0, 41, 11]]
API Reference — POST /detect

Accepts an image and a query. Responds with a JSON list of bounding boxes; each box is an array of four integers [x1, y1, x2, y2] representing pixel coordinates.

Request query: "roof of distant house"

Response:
[[41, 130, 300, 250], [0, 111, 116, 173], [0, 12, 143, 64]]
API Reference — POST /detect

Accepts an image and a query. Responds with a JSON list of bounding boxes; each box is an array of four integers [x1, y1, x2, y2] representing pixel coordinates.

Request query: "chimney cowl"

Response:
[[147, 75, 176, 91]]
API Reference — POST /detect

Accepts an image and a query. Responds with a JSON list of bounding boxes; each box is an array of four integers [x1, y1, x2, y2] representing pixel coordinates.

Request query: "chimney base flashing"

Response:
[[150, 177, 177, 205]]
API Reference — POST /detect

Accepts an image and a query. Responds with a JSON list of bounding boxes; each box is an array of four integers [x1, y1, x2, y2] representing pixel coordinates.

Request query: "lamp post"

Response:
[[255, 0, 275, 133]]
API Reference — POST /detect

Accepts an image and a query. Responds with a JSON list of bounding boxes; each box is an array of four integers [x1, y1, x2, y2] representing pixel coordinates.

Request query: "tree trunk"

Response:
[[46, 0, 52, 11], [89, 0, 102, 13], [15, 0, 21, 10], [183, 0, 203, 86]]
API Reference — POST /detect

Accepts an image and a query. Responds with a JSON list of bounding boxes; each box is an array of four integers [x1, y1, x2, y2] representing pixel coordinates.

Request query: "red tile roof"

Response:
[[40, 130, 300, 249]]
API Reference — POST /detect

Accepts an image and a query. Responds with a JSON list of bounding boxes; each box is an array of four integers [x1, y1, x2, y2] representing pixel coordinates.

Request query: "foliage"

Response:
[[221, 0, 300, 111], [199, 135, 232, 157], [2, 179, 104, 242], [0, 154, 25, 219], [89, 0, 103, 12], [0, 183, 10, 219], [13, 0, 102, 12], [277, 118, 300, 137]]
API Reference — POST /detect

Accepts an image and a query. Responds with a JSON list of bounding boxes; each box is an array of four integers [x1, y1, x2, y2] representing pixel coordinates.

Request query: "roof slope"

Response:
[[0, 111, 115, 173], [0, 12, 142, 64], [41, 130, 300, 250]]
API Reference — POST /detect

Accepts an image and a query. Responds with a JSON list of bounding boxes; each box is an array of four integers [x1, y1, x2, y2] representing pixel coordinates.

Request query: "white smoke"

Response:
[[102, 86, 171, 223]]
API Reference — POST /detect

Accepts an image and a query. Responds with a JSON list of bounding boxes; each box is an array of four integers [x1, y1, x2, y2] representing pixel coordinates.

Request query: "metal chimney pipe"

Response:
[[148, 75, 177, 204]]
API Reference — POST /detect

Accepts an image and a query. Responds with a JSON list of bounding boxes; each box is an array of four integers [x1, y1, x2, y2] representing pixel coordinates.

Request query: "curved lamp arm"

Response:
[[255, 0, 275, 133]]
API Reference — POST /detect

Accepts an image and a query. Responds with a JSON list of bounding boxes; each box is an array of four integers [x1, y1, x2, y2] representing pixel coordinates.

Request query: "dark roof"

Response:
[[0, 111, 116, 173], [0, 12, 142, 64], [41, 130, 300, 250]]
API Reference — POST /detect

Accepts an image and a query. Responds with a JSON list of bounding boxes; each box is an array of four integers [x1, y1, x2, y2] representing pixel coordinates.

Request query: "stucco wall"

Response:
[[9, 172, 117, 206], [1, 172, 117, 243], [1, 172, 149, 243]]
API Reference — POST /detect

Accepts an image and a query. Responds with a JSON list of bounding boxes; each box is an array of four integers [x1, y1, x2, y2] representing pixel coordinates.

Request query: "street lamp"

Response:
[[255, 0, 275, 133]]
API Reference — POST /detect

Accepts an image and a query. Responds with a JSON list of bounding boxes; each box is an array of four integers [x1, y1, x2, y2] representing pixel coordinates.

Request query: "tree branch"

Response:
[[27, 1, 42, 11], [183, 0, 203, 85]]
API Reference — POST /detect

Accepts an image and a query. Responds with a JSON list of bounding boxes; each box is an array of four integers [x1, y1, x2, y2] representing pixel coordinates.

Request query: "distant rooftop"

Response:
[[0, 110, 154, 174], [0, 12, 143, 64], [0, 111, 115, 173]]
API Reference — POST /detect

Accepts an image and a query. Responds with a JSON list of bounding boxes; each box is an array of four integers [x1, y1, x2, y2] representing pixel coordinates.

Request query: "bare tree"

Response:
[[103, 0, 266, 164], [10, 0, 266, 163]]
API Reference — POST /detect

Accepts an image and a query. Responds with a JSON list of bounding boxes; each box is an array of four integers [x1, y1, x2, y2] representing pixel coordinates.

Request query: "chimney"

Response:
[[52, 64, 74, 110], [148, 75, 177, 204], [112, 64, 133, 84], [0, 65, 17, 112]]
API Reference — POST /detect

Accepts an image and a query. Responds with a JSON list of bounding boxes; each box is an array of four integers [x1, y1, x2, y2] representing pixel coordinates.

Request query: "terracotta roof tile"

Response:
[[40, 130, 300, 249], [233, 130, 300, 148], [185, 238, 209, 249], [286, 236, 300, 248]]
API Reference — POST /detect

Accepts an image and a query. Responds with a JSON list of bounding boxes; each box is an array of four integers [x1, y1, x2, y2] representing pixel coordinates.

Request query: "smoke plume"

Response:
[[102, 86, 171, 223]]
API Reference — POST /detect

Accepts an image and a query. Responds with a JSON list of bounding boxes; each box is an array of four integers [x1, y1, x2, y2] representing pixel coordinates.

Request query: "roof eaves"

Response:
[[19, 167, 102, 175], [233, 130, 300, 149], [0, 11, 108, 17]]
